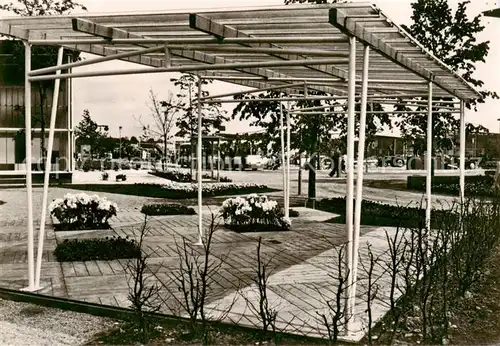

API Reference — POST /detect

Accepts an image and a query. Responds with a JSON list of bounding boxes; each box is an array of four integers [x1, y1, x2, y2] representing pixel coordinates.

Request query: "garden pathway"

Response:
[[0, 184, 442, 342]]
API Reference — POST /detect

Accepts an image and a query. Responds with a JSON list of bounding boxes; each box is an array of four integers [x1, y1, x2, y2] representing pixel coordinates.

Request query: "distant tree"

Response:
[[395, 0, 497, 157], [135, 89, 181, 170], [74, 110, 107, 158], [130, 136, 139, 144], [1, 0, 87, 169], [170, 74, 228, 138]]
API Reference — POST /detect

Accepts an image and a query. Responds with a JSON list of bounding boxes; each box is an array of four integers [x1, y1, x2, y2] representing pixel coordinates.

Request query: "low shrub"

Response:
[[407, 175, 496, 197], [219, 175, 232, 183], [318, 197, 453, 228], [49, 193, 118, 230], [289, 208, 300, 217], [141, 203, 196, 216], [149, 169, 192, 182], [54, 236, 140, 262], [102, 172, 109, 181], [220, 194, 290, 232], [116, 173, 127, 182]]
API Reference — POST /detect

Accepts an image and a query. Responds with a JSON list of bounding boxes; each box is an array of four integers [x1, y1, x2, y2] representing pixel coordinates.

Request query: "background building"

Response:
[[0, 41, 73, 175]]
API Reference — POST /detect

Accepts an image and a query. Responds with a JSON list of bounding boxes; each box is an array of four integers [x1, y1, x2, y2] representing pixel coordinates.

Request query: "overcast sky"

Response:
[[2, 0, 500, 139]]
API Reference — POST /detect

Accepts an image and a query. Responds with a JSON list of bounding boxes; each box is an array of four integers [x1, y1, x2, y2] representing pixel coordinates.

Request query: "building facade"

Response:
[[0, 41, 73, 173]]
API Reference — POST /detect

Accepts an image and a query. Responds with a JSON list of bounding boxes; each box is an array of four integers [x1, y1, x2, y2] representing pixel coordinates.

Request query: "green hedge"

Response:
[[318, 197, 454, 228], [54, 237, 140, 262], [141, 203, 196, 216], [407, 175, 496, 197]]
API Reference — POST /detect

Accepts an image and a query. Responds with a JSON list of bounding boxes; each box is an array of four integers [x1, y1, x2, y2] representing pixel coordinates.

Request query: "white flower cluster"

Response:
[[221, 196, 252, 216], [247, 193, 278, 212], [220, 193, 289, 229], [161, 181, 266, 193], [49, 192, 118, 226], [49, 193, 118, 213]]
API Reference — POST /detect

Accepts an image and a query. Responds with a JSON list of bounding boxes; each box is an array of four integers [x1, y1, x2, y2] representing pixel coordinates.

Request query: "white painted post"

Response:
[[280, 103, 286, 212], [351, 44, 370, 314], [459, 100, 466, 201], [426, 82, 433, 230], [22, 42, 35, 291], [286, 100, 291, 219], [35, 47, 64, 289], [345, 35, 357, 332], [196, 77, 203, 245]]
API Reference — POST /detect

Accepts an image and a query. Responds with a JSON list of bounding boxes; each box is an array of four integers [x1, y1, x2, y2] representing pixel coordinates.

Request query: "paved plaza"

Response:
[[0, 172, 462, 341]]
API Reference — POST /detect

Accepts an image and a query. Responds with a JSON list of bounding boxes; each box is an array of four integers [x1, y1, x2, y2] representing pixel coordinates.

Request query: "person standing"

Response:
[[329, 151, 340, 177]]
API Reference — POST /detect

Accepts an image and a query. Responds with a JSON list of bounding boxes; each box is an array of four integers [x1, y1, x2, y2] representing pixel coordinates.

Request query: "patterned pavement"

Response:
[[0, 183, 428, 341]]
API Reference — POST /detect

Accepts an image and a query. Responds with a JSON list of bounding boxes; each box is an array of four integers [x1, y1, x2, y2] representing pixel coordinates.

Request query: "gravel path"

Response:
[[0, 299, 115, 346]]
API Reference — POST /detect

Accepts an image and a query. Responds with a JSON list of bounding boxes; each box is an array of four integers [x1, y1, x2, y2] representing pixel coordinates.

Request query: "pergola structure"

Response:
[[0, 3, 481, 335]]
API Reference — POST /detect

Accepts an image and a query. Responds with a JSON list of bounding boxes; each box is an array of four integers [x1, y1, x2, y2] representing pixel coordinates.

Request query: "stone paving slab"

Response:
[[203, 226, 403, 342], [0, 183, 418, 342]]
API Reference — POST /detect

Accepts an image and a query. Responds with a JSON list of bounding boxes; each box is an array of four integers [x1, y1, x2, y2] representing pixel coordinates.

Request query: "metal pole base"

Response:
[[20, 285, 43, 293]]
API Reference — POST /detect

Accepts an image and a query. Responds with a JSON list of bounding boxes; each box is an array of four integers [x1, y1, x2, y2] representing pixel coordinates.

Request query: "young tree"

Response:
[[170, 74, 228, 138], [1, 0, 87, 169], [136, 89, 181, 170], [395, 0, 497, 157], [74, 110, 107, 158]]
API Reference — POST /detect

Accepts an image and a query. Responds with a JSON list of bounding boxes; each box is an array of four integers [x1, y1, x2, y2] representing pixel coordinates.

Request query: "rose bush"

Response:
[[49, 193, 118, 230], [220, 194, 290, 231]]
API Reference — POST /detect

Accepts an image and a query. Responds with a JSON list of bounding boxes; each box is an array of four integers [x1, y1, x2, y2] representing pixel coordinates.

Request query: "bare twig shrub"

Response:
[[125, 215, 162, 344], [169, 211, 238, 344], [374, 193, 500, 344], [359, 242, 386, 344], [316, 243, 351, 345]]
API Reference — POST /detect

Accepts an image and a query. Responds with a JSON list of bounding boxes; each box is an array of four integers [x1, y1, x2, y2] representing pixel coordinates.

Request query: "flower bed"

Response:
[[149, 169, 233, 183], [54, 236, 139, 262], [67, 183, 275, 199], [141, 203, 196, 216], [220, 194, 290, 232], [318, 197, 455, 228], [50, 193, 118, 231]]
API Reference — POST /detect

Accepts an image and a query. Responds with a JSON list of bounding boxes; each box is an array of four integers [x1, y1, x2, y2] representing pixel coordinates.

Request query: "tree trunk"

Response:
[[163, 133, 167, 171], [298, 151, 302, 195]]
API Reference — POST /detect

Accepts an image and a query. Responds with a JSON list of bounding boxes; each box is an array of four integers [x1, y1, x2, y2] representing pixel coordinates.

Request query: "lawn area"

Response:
[[316, 197, 454, 228], [64, 183, 277, 199]]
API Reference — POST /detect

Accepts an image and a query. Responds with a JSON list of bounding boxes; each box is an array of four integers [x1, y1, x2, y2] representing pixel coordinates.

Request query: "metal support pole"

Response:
[[425, 82, 433, 230], [22, 42, 35, 291], [286, 100, 291, 219], [459, 100, 466, 201], [280, 103, 286, 213], [217, 138, 220, 182], [345, 35, 357, 332], [35, 47, 64, 289], [351, 44, 370, 315], [298, 85, 308, 196], [196, 77, 203, 245]]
